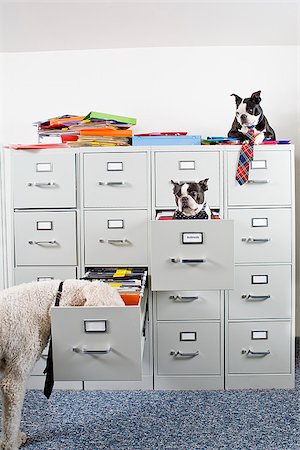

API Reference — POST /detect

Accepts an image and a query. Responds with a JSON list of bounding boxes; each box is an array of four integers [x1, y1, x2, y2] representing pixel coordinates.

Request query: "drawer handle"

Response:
[[247, 179, 270, 184], [242, 294, 271, 301], [170, 350, 199, 358], [170, 257, 206, 264], [242, 348, 270, 357], [170, 295, 199, 302], [28, 240, 58, 245], [73, 346, 111, 355], [98, 181, 126, 186], [241, 237, 271, 243], [27, 181, 57, 187], [99, 238, 130, 245]]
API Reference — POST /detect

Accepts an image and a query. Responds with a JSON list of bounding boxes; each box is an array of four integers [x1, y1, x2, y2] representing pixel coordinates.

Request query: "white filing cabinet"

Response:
[[8, 144, 295, 391], [225, 147, 295, 389]]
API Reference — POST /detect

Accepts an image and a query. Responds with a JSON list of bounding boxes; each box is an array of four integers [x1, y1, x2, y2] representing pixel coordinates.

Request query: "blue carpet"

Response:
[[5, 339, 300, 449]]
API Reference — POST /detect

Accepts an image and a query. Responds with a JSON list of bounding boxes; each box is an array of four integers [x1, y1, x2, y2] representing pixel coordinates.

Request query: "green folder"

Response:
[[84, 111, 136, 125]]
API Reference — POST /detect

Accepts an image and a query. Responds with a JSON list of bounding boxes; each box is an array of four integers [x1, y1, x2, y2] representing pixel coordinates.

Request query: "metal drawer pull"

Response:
[[242, 294, 271, 301], [242, 348, 270, 357], [28, 240, 57, 245], [98, 181, 126, 186], [170, 257, 206, 264], [247, 179, 270, 184], [73, 346, 111, 355], [27, 181, 56, 187], [170, 295, 199, 302], [99, 238, 130, 245], [241, 237, 271, 243], [170, 350, 199, 358]]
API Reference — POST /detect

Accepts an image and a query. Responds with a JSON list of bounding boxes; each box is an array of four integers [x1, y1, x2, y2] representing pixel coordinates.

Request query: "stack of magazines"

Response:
[[34, 111, 136, 146]]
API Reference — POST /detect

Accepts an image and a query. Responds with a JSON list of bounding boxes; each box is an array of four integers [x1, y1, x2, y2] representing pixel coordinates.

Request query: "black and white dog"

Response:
[[228, 90, 276, 144], [171, 180, 211, 219]]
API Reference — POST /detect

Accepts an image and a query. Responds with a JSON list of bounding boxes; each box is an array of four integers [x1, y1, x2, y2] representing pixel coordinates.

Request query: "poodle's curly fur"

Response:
[[0, 279, 124, 450]]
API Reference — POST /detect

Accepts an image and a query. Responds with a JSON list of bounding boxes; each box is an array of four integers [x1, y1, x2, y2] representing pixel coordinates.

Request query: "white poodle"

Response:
[[0, 279, 124, 450]]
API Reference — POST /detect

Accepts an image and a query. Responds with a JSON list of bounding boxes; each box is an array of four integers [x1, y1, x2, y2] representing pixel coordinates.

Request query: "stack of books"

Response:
[[82, 267, 147, 305], [34, 111, 136, 147]]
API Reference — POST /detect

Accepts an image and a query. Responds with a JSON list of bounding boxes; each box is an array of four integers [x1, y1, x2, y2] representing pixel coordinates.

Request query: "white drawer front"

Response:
[[228, 321, 291, 374], [84, 210, 148, 266], [229, 266, 292, 320], [155, 151, 220, 208], [15, 211, 77, 266], [156, 291, 221, 321], [151, 220, 234, 291], [14, 266, 77, 285], [52, 301, 145, 381], [229, 208, 291, 263], [227, 150, 291, 206], [157, 322, 221, 375], [13, 152, 76, 209], [83, 153, 148, 208]]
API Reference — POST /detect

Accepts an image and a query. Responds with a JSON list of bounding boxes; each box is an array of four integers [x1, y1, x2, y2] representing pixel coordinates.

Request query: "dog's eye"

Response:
[[249, 109, 253, 114], [190, 191, 197, 198]]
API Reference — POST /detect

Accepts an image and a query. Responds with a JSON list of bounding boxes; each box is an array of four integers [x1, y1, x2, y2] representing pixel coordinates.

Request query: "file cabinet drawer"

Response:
[[52, 293, 147, 381], [228, 321, 291, 374], [83, 153, 148, 208], [14, 266, 77, 285], [227, 150, 291, 206], [228, 266, 292, 320], [229, 208, 291, 263], [155, 151, 220, 208], [84, 210, 148, 266], [156, 291, 221, 321], [13, 152, 76, 209], [150, 220, 234, 291], [14, 211, 77, 266], [157, 322, 221, 375]]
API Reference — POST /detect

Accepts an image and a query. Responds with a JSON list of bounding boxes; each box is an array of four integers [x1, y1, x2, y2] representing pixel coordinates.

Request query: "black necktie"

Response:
[[43, 281, 64, 399]]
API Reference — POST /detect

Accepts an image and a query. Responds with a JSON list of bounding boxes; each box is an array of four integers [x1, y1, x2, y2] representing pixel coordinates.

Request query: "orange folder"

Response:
[[79, 128, 132, 137]]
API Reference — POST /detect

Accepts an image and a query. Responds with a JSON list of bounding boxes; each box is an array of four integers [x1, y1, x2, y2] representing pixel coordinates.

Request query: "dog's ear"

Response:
[[171, 180, 181, 194], [230, 94, 242, 107], [250, 91, 261, 104], [199, 178, 209, 191]]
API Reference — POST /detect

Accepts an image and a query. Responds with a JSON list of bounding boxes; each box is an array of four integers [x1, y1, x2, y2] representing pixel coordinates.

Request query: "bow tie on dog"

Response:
[[171, 179, 211, 219]]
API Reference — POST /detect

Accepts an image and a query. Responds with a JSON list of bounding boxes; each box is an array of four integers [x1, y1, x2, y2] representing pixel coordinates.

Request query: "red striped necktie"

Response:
[[235, 130, 255, 185]]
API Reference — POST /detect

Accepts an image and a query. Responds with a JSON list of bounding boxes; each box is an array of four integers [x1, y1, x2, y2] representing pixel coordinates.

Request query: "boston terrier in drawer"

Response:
[[228, 90, 276, 144], [171, 179, 211, 219]]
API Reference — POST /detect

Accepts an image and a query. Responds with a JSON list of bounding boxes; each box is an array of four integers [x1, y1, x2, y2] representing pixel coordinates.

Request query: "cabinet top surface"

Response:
[[9, 144, 294, 156]]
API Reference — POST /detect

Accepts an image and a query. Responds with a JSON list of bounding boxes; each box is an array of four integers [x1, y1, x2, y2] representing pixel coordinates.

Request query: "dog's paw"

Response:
[[254, 133, 265, 145]]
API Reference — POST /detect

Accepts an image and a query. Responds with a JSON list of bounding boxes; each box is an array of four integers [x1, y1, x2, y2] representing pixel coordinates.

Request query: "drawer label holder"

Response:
[[182, 232, 203, 244], [84, 320, 107, 333]]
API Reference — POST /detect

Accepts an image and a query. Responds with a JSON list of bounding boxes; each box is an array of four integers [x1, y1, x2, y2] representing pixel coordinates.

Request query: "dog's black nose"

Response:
[[241, 114, 247, 120], [182, 197, 189, 204]]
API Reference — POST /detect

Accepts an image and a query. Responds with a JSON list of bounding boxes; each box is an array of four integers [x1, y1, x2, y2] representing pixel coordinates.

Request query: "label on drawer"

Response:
[[37, 221, 53, 230], [182, 232, 203, 244], [107, 219, 124, 229], [251, 330, 268, 340], [84, 320, 107, 333], [36, 162, 53, 172], [107, 161, 123, 171], [179, 160, 195, 170], [252, 275, 268, 284], [251, 160, 267, 170], [180, 331, 197, 341], [251, 218, 268, 227]]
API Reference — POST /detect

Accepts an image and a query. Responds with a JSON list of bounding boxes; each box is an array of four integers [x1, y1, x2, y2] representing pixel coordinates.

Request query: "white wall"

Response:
[[2, 46, 297, 143]]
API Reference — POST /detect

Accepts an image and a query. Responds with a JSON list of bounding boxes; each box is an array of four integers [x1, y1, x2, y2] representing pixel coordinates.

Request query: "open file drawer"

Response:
[[51, 272, 148, 382], [150, 220, 234, 291]]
